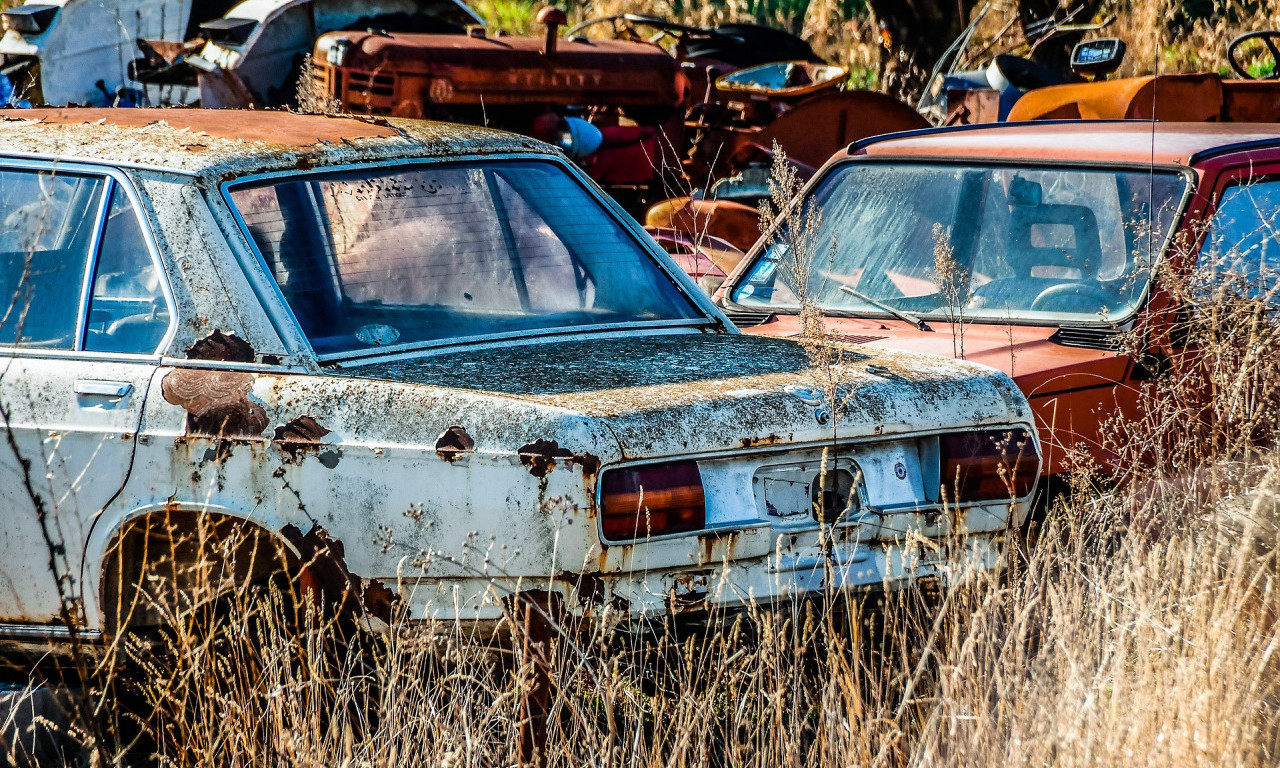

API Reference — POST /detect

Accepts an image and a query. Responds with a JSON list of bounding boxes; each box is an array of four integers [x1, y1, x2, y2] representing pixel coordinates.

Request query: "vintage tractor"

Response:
[[309, 8, 685, 214], [310, 9, 931, 217]]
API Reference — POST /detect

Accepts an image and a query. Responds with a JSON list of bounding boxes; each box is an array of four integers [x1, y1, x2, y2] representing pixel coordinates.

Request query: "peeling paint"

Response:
[[556, 571, 606, 607], [435, 425, 475, 462], [280, 523, 398, 623], [273, 415, 331, 461], [185, 330, 255, 363], [518, 439, 574, 477], [161, 369, 268, 438]]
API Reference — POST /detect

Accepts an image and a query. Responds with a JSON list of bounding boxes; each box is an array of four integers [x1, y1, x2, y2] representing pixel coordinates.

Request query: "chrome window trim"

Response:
[[74, 176, 114, 351], [0, 622, 103, 640], [217, 152, 728, 365], [0, 157, 180, 361]]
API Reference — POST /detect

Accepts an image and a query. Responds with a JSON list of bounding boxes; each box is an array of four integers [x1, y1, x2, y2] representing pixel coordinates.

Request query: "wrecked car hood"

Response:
[[334, 333, 1032, 460]]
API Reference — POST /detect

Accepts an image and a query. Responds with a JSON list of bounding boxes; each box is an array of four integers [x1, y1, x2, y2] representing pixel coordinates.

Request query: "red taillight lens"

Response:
[[939, 428, 1038, 502], [600, 461, 706, 542]]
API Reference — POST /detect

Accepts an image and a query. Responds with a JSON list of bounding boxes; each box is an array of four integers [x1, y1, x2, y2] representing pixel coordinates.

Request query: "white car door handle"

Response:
[[74, 380, 134, 398]]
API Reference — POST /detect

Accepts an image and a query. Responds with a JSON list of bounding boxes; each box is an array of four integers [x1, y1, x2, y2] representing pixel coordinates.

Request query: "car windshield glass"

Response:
[[730, 162, 1189, 324], [230, 160, 702, 355]]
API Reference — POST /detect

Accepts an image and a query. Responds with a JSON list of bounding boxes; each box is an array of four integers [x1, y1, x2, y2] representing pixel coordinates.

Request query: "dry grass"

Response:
[[11, 457, 1278, 767], [469, 0, 1279, 94], [1107, 0, 1280, 77]]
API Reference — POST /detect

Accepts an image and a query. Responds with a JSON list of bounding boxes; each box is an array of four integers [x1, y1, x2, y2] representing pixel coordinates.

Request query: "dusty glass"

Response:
[[231, 160, 700, 355], [731, 162, 1189, 325]]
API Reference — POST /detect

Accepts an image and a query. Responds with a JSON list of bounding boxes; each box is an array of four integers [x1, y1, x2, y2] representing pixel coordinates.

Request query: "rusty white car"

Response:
[[0, 109, 1037, 655]]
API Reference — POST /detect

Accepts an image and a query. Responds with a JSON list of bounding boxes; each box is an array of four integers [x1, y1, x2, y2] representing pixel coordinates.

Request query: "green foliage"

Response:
[[473, 0, 544, 34]]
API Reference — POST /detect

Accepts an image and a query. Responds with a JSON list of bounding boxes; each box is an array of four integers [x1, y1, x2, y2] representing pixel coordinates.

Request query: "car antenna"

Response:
[[839, 285, 933, 331]]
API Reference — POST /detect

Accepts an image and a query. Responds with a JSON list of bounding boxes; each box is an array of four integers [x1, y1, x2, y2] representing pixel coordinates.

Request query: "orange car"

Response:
[[716, 121, 1280, 482]]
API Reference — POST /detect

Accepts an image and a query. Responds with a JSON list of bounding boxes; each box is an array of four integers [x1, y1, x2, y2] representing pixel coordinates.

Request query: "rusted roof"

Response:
[[0, 108, 550, 176], [857, 121, 1280, 166]]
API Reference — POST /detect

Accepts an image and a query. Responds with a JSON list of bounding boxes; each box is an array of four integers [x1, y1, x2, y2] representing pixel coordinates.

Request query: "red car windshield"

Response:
[[229, 160, 702, 356], [729, 161, 1189, 325]]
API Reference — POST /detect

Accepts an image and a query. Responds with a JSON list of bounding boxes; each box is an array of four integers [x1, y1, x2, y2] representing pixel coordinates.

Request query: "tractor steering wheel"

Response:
[[1227, 31, 1280, 80], [565, 13, 707, 46]]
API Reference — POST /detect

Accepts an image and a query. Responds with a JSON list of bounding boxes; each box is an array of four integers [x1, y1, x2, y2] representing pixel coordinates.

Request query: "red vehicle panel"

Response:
[[717, 122, 1280, 480]]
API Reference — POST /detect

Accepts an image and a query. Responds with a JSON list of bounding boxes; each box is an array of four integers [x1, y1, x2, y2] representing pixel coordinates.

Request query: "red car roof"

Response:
[[856, 121, 1280, 167]]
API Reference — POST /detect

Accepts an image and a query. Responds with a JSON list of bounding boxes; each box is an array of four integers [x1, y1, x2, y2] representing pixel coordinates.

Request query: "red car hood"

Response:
[[740, 314, 1132, 397]]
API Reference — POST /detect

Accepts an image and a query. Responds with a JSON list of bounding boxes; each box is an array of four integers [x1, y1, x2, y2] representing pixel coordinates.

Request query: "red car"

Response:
[[716, 122, 1280, 482]]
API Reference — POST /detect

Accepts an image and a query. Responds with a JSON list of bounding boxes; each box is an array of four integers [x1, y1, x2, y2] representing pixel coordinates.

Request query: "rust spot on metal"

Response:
[[280, 524, 398, 623], [162, 369, 268, 438], [261, 354, 282, 366], [435, 425, 475, 462], [576, 452, 602, 477], [739, 433, 782, 449], [556, 570, 606, 607], [667, 575, 709, 613], [518, 440, 601, 478], [14, 108, 399, 146], [295, 156, 314, 171], [361, 579, 398, 620], [274, 415, 331, 461], [518, 439, 573, 477], [185, 330, 254, 363]]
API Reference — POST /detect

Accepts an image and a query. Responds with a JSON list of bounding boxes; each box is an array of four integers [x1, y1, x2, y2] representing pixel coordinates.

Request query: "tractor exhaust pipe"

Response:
[[537, 6, 567, 59]]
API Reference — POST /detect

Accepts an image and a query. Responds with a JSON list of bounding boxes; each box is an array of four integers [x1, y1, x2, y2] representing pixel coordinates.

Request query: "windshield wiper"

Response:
[[839, 285, 932, 331]]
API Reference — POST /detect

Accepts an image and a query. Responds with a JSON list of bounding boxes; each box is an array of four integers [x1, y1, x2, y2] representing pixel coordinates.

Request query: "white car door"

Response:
[[0, 165, 172, 639]]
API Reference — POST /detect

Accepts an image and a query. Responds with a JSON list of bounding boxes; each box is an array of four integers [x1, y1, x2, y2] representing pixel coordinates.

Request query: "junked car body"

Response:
[[0, 0, 481, 108], [718, 121, 1280, 482], [0, 0, 225, 107], [173, 0, 484, 108], [0, 109, 1037, 657]]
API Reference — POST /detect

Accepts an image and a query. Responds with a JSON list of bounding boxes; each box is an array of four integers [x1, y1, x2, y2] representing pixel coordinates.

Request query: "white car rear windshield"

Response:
[[730, 162, 1189, 325], [229, 160, 701, 355]]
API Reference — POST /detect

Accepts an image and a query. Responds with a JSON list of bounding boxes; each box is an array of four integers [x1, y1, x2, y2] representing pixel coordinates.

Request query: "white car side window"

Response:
[[83, 185, 170, 354], [0, 168, 106, 349]]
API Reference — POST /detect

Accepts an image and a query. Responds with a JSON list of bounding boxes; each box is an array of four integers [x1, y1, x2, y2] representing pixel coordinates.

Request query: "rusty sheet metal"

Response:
[[319, 30, 680, 110], [728, 90, 930, 171], [184, 329, 256, 362], [75, 338, 1031, 629], [0, 109, 550, 177], [11, 108, 399, 145], [160, 369, 269, 438], [434, 425, 475, 461]]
